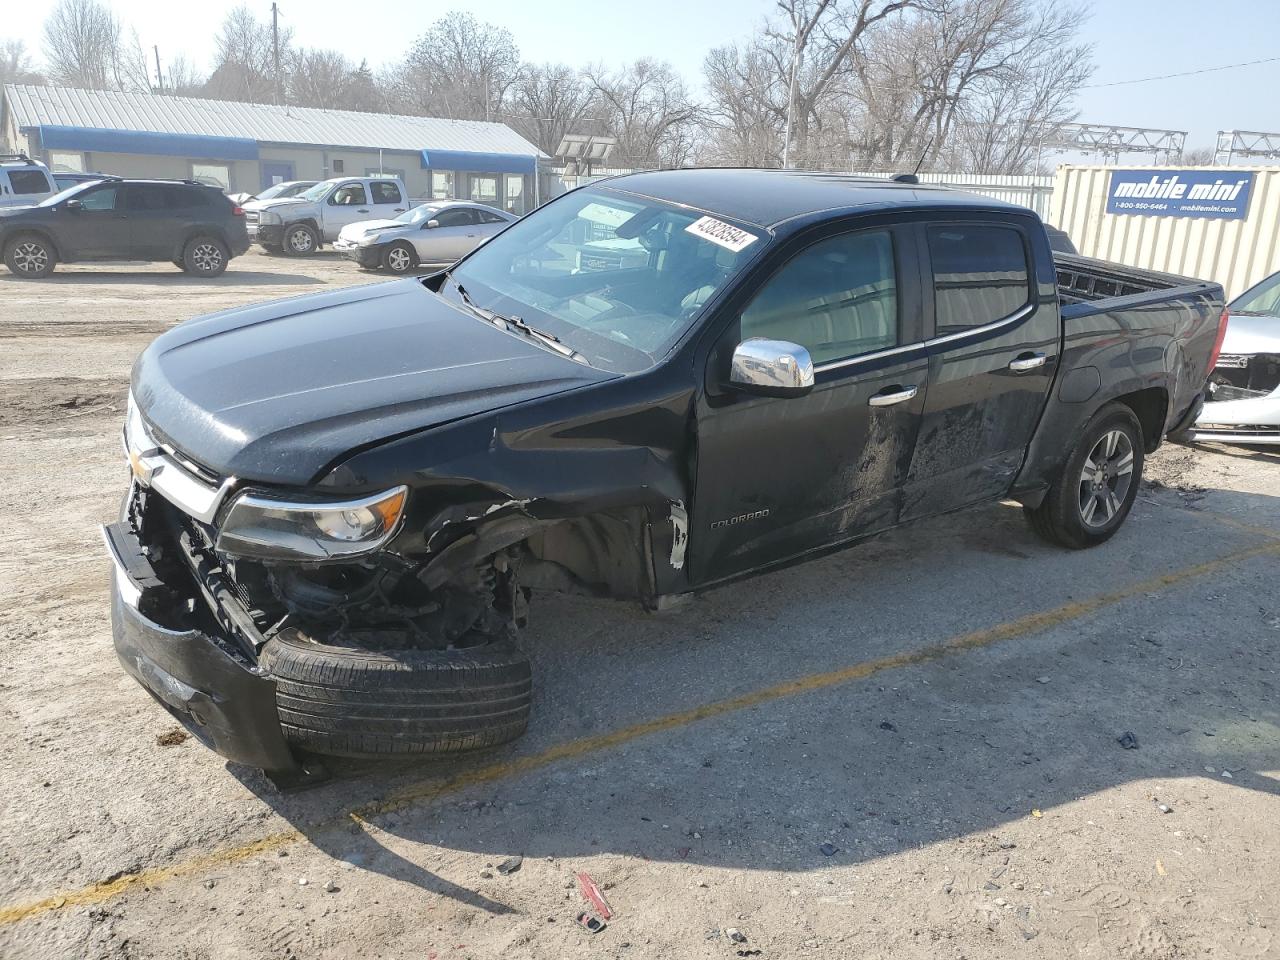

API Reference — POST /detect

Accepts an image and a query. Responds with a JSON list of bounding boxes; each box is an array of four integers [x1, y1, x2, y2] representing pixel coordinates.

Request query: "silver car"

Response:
[[334, 200, 516, 273]]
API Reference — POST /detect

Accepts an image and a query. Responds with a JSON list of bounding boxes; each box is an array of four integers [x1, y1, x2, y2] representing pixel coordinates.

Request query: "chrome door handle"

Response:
[[868, 385, 918, 407], [1009, 353, 1047, 372]]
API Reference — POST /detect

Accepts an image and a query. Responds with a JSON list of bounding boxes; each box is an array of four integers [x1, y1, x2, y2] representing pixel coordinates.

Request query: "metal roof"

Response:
[[3, 84, 544, 158]]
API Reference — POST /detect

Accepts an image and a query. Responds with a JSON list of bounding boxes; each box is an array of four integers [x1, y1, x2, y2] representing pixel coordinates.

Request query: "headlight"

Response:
[[215, 486, 408, 561], [357, 232, 383, 246], [258, 210, 281, 224]]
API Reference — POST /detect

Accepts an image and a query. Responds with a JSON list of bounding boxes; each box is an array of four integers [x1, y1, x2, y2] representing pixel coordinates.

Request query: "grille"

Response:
[[1211, 353, 1280, 394]]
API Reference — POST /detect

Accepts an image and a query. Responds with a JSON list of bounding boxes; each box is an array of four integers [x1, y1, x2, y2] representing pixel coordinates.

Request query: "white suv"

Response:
[[0, 154, 57, 209]]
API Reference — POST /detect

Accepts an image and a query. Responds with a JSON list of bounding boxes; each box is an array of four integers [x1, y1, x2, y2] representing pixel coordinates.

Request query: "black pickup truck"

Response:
[[103, 170, 1225, 783]]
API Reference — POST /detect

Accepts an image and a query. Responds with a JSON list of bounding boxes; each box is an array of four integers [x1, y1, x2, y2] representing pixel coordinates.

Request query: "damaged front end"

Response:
[[1191, 352, 1280, 445]]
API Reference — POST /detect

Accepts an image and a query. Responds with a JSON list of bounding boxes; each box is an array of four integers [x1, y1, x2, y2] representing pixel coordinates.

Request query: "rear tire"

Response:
[[382, 241, 418, 274], [182, 235, 229, 276], [260, 630, 533, 758], [1024, 402, 1145, 549], [4, 233, 57, 278], [283, 223, 318, 256]]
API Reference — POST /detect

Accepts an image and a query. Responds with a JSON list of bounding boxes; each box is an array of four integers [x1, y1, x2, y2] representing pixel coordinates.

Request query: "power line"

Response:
[[1083, 56, 1280, 89]]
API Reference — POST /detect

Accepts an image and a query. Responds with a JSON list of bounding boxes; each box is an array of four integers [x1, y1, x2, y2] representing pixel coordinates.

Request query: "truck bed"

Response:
[[1055, 253, 1220, 319]]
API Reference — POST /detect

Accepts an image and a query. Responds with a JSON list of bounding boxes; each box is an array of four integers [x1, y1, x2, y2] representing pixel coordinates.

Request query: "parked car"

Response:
[[1, 178, 249, 278], [104, 169, 1224, 782], [247, 176, 411, 255], [52, 171, 112, 191], [334, 200, 516, 273], [1182, 268, 1280, 444], [0, 153, 57, 208], [229, 179, 319, 207]]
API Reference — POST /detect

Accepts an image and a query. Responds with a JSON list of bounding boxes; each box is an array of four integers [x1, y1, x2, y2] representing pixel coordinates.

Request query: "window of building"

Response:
[[740, 230, 898, 366], [504, 174, 525, 215], [927, 225, 1031, 336], [469, 174, 498, 204], [431, 170, 454, 199], [191, 163, 231, 191], [47, 150, 84, 173], [369, 180, 403, 205], [8, 169, 52, 194], [332, 158, 345, 173]]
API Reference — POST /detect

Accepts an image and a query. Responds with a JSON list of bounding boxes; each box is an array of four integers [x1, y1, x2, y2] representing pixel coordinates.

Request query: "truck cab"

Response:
[[247, 176, 411, 255], [0, 154, 57, 209]]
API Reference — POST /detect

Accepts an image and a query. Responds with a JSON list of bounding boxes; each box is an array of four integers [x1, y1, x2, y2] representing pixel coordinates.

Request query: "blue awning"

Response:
[[37, 125, 259, 161], [420, 149, 536, 175]]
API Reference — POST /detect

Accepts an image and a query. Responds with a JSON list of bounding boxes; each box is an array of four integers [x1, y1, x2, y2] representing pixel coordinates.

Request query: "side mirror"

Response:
[[426, 219, 441, 229], [729, 338, 814, 398], [64, 199, 83, 212]]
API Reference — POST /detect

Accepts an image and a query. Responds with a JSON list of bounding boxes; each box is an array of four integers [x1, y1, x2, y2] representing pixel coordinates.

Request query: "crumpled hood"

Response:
[[133, 279, 611, 487], [1221, 312, 1280, 356], [251, 197, 310, 214], [338, 219, 404, 240]]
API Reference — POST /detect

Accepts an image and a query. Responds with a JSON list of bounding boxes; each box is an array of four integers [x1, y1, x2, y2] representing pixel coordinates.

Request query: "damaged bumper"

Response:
[[1190, 357, 1280, 445], [102, 515, 302, 777]]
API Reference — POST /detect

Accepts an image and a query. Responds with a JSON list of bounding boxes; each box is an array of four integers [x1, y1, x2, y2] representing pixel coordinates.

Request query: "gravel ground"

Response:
[[1, 251, 1278, 960]]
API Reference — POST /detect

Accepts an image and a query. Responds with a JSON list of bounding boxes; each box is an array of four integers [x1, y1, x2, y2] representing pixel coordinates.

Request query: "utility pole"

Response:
[[781, 28, 800, 168], [153, 45, 163, 94], [271, 2, 282, 105]]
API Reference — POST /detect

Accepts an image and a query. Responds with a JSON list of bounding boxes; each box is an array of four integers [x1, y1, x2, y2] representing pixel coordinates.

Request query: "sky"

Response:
[[9, 0, 1280, 154]]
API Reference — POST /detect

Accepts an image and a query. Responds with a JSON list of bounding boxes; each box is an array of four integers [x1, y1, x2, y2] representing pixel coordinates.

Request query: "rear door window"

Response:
[[435, 208, 478, 227], [8, 169, 52, 194], [125, 185, 168, 211], [370, 181, 403, 204], [927, 225, 1031, 336]]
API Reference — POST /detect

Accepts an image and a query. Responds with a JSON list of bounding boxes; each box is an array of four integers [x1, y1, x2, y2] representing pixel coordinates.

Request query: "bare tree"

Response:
[[390, 12, 521, 120], [0, 39, 45, 87], [586, 59, 701, 168], [505, 63, 598, 157], [42, 0, 130, 90], [204, 6, 291, 103], [163, 54, 205, 96], [703, 39, 789, 165], [287, 48, 353, 109]]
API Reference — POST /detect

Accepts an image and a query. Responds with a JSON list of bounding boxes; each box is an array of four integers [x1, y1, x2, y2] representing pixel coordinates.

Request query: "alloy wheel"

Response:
[[289, 228, 314, 253], [191, 243, 223, 272], [12, 242, 48, 274], [1077, 428, 1135, 528], [387, 247, 412, 272]]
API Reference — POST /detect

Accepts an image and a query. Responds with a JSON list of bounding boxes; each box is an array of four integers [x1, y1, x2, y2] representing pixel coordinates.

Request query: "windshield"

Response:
[[258, 181, 305, 201], [1230, 270, 1280, 317], [446, 187, 766, 372], [396, 205, 441, 225], [299, 181, 334, 202]]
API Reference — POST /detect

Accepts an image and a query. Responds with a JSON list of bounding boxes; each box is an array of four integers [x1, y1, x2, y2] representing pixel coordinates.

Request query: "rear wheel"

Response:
[[4, 233, 57, 278], [261, 631, 533, 758], [182, 235, 229, 276], [382, 241, 418, 274], [283, 223, 318, 256], [1025, 402, 1144, 549]]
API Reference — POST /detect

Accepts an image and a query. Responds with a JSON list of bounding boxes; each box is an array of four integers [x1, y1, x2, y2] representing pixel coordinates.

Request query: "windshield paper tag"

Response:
[[685, 216, 757, 253]]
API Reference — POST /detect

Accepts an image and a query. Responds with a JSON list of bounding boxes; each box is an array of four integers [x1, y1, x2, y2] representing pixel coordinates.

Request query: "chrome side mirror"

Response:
[[729, 338, 814, 398], [426, 218, 441, 229]]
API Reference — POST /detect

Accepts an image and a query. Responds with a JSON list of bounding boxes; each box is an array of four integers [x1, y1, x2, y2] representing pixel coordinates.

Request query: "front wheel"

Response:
[[1025, 402, 1145, 549], [181, 236, 229, 276], [283, 223, 318, 256], [4, 234, 57, 278], [382, 241, 418, 274]]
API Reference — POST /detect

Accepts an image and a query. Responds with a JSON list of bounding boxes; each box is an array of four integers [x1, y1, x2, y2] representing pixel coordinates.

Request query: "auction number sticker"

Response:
[[685, 216, 758, 253]]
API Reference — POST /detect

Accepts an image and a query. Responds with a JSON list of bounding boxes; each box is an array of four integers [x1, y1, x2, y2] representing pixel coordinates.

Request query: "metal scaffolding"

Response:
[[1214, 130, 1280, 164], [1035, 123, 1187, 165]]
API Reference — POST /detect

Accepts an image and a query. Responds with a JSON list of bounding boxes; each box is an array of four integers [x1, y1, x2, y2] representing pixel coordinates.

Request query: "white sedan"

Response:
[[1190, 269, 1280, 444], [334, 200, 516, 274]]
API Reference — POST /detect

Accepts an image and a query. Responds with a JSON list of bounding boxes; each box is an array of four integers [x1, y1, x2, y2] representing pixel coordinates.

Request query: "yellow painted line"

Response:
[[3, 538, 1278, 928]]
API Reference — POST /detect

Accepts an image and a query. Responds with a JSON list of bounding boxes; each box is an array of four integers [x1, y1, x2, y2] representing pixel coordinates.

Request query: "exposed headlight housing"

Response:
[[215, 486, 408, 561], [257, 210, 281, 224], [357, 232, 383, 246], [124, 392, 159, 485]]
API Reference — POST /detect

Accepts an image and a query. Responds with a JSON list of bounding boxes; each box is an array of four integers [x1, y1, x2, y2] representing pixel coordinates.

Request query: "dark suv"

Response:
[[0, 178, 250, 279]]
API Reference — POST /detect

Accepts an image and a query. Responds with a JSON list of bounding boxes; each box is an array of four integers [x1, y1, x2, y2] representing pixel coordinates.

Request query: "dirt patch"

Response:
[[155, 729, 190, 748], [0, 377, 125, 430]]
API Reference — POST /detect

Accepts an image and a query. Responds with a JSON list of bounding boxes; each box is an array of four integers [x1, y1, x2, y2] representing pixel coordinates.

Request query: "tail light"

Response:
[[1206, 307, 1229, 372], [232, 205, 244, 217]]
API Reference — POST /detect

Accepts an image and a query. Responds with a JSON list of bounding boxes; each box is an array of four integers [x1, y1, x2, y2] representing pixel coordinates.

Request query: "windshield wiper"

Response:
[[447, 274, 586, 363]]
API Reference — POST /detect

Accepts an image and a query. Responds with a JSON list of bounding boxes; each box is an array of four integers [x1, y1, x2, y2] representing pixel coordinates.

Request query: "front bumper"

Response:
[[252, 223, 283, 247], [103, 512, 304, 779], [1190, 379, 1280, 445], [334, 238, 382, 267]]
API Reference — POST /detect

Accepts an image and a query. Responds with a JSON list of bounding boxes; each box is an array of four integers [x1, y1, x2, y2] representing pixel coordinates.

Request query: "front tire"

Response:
[[1025, 402, 1145, 549], [382, 241, 418, 274], [4, 233, 57, 278], [261, 631, 533, 758], [181, 235, 229, 276], [283, 223, 318, 256]]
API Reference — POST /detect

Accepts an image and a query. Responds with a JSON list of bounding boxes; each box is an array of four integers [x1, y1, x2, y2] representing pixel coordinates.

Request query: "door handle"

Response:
[[394, 208, 405, 213], [1008, 353, 1047, 372], [357, 208, 370, 213], [868, 385, 918, 407]]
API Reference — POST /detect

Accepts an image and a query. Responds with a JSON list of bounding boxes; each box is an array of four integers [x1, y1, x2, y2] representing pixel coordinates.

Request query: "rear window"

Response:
[[370, 181, 402, 204], [927, 225, 1031, 336], [9, 169, 52, 194]]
